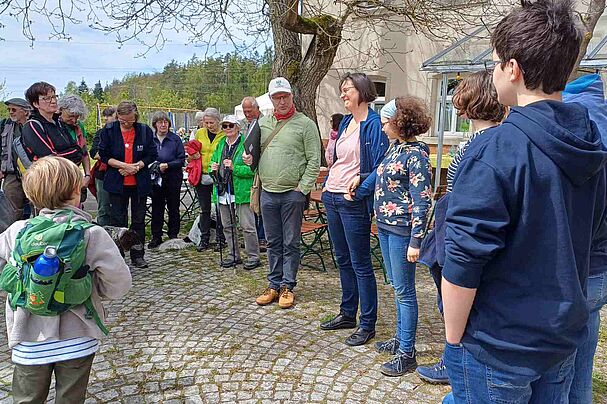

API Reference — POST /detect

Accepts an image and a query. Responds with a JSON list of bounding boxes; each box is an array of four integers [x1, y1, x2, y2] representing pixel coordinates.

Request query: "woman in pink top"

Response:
[[319, 73, 389, 347]]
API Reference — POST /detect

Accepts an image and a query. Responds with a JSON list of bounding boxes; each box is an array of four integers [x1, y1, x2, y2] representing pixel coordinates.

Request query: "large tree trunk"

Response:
[[268, 0, 344, 165], [268, 0, 343, 124], [569, 0, 605, 81]]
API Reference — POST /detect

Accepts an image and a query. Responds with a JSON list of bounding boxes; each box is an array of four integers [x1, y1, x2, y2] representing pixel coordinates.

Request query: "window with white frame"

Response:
[[435, 78, 470, 136], [371, 80, 386, 113]]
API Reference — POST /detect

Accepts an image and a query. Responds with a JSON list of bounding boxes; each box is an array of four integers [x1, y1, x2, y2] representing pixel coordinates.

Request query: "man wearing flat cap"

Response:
[[1, 98, 31, 222]]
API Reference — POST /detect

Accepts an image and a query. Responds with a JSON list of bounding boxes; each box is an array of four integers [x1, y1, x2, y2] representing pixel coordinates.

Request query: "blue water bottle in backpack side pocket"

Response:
[[33, 246, 60, 276]]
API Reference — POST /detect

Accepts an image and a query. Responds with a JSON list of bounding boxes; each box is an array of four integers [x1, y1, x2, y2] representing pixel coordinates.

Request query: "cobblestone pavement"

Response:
[[0, 244, 605, 403]]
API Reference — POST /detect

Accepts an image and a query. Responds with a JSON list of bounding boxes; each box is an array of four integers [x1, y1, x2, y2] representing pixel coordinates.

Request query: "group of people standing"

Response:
[[2, 0, 607, 399]]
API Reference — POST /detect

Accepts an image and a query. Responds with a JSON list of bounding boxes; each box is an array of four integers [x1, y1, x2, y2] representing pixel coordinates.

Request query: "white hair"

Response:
[[241, 96, 259, 109], [202, 107, 221, 122], [58, 94, 88, 119], [194, 111, 205, 121]]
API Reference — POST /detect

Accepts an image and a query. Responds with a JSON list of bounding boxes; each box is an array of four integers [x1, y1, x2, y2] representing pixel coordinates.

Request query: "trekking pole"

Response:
[[213, 180, 224, 266], [225, 170, 238, 276]]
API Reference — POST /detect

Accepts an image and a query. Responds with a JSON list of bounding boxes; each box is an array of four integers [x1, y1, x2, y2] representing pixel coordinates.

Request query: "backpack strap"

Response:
[[84, 299, 109, 335]]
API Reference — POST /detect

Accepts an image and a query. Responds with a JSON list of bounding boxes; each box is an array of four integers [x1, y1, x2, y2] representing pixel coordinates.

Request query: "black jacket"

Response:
[[98, 121, 158, 196], [21, 111, 83, 164], [90, 125, 107, 180]]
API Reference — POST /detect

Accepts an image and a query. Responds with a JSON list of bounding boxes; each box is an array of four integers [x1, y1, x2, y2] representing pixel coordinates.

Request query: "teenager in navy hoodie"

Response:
[[441, 1, 607, 403], [563, 75, 607, 403]]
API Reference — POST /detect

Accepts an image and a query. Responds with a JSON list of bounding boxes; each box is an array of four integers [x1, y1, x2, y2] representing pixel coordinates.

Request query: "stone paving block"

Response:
[[0, 248, 603, 403]]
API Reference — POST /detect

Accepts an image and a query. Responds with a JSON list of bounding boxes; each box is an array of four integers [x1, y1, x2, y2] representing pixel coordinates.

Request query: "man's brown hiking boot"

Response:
[[256, 288, 279, 306], [278, 287, 294, 309]]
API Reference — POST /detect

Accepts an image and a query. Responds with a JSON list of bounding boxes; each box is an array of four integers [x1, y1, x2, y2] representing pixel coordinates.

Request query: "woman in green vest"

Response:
[[209, 115, 260, 269], [192, 107, 226, 251]]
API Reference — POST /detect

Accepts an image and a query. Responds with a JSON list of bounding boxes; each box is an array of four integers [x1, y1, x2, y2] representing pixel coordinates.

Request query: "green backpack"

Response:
[[0, 210, 108, 335]]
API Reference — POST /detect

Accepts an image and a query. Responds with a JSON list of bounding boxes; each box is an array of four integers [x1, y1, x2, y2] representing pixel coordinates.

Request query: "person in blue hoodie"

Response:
[[319, 73, 388, 347], [441, 1, 607, 403], [563, 74, 607, 403]]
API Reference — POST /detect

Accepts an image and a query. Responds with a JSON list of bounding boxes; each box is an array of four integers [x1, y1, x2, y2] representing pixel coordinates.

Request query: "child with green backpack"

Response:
[[0, 155, 132, 403]]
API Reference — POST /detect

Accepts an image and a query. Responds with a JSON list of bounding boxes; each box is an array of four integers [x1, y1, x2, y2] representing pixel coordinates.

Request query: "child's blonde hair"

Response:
[[22, 156, 82, 210]]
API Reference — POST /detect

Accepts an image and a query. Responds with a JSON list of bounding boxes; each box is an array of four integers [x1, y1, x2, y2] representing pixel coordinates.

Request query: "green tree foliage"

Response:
[[77, 79, 89, 95], [61, 51, 272, 142], [103, 50, 273, 114], [93, 81, 104, 102]]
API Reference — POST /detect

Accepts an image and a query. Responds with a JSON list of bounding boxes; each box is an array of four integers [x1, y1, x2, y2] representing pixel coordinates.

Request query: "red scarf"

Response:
[[274, 104, 296, 121]]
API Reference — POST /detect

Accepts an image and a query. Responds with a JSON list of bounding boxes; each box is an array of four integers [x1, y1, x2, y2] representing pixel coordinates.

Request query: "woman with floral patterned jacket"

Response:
[[373, 97, 432, 377]]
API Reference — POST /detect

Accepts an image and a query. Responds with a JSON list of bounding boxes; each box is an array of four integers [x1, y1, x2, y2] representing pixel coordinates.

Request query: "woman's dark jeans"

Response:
[[322, 191, 377, 331]]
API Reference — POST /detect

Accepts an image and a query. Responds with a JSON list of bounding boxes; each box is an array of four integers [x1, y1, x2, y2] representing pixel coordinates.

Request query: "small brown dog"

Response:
[[102, 226, 141, 257]]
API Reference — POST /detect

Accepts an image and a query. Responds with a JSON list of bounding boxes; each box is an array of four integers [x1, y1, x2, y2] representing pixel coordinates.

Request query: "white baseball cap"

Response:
[[221, 115, 241, 126], [268, 77, 292, 96]]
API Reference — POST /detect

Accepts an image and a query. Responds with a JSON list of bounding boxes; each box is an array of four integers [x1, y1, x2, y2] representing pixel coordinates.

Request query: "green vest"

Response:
[[210, 135, 254, 204]]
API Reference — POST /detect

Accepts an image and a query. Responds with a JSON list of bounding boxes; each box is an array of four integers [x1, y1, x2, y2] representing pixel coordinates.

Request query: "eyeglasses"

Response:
[[222, 123, 236, 129], [484, 60, 503, 73], [39, 94, 58, 103], [8, 108, 21, 113], [340, 86, 355, 96], [271, 94, 290, 102], [118, 118, 136, 124]]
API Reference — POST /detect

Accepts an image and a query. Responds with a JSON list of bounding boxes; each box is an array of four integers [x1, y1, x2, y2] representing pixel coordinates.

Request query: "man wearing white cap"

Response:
[[1, 98, 31, 223], [243, 77, 321, 309]]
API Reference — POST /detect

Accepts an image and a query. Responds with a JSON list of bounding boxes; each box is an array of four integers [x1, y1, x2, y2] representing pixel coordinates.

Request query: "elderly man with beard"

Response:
[[0, 98, 30, 222]]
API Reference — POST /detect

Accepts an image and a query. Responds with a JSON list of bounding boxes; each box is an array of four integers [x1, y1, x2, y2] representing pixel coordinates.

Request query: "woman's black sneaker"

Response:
[[375, 337, 400, 354], [147, 238, 162, 249], [380, 350, 417, 377]]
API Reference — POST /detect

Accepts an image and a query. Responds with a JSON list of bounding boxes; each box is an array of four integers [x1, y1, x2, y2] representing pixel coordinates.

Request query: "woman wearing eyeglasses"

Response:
[[191, 107, 226, 252], [320, 73, 389, 347], [209, 115, 260, 270], [148, 111, 186, 249], [21, 82, 84, 166], [98, 101, 158, 268]]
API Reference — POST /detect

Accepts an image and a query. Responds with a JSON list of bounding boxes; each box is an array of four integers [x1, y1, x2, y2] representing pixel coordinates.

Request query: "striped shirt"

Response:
[[12, 337, 98, 365], [446, 130, 486, 193]]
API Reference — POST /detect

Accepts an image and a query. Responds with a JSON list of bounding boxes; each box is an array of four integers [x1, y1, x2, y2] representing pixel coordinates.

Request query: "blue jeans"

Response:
[[261, 190, 306, 290], [569, 271, 607, 403], [377, 229, 417, 352], [322, 191, 377, 331], [443, 343, 576, 404]]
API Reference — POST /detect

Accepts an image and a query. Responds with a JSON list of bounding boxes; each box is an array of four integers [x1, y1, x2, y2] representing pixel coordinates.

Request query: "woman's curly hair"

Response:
[[452, 71, 507, 122], [391, 96, 432, 140]]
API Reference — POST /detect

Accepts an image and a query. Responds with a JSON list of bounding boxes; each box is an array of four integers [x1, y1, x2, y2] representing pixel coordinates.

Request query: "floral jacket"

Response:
[[373, 140, 432, 248]]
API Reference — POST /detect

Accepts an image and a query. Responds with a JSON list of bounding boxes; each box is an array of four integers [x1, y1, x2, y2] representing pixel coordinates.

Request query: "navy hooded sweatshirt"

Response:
[[563, 74, 607, 277], [443, 100, 607, 375]]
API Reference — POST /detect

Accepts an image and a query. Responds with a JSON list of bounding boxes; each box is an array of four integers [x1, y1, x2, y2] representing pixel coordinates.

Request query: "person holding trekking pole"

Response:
[[210, 115, 260, 270]]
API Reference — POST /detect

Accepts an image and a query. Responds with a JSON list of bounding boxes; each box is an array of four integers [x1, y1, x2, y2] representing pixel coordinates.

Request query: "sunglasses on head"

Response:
[[222, 123, 235, 129]]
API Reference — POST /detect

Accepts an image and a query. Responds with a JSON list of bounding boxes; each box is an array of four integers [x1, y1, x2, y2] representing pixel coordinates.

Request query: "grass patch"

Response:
[[593, 374, 607, 402]]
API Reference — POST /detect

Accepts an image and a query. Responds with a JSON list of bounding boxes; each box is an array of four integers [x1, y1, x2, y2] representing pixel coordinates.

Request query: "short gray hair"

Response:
[[241, 96, 259, 109], [202, 107, 221, 122], [58, 95, 88, 119], [151, 111, 171, 131], [194, 111, 205, 121]]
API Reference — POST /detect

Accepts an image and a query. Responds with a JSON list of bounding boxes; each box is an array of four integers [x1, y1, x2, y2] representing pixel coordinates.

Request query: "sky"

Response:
[[0, 15, 233, 99]]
